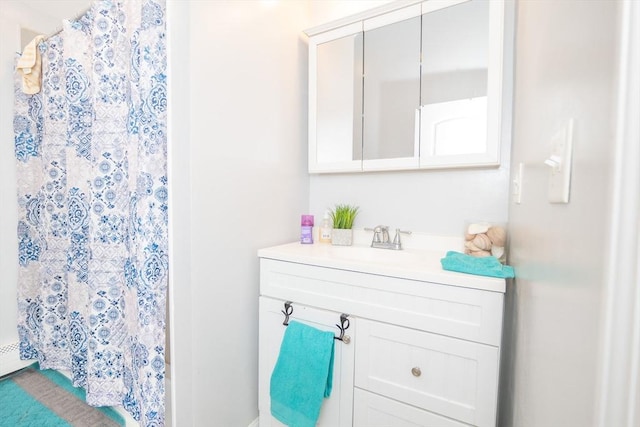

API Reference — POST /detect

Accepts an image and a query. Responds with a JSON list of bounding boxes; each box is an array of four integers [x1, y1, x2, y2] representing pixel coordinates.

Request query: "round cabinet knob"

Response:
[[342, 335, 351, 344], [411, 367, 422, 377]]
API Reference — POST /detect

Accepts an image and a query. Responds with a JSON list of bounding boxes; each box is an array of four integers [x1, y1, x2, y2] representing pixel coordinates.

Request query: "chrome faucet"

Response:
[[372, 225, 390, 245], [366, 226, 411, 250]]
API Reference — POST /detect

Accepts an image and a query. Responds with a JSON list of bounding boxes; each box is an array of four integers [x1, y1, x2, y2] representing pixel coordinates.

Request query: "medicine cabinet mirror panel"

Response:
[[309, 23, 363, 173], [307, 0, 508, 173], [362, 6, 421, 171], [420, 0, 499, 168]]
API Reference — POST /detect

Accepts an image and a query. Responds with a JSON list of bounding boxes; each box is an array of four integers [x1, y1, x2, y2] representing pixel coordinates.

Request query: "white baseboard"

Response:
[[0, 342, 31, 377], [247, 417, 259, 427]]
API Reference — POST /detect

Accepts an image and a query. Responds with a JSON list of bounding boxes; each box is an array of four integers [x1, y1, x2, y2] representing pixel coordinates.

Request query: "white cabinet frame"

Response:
[[305, 0, 513, 173]]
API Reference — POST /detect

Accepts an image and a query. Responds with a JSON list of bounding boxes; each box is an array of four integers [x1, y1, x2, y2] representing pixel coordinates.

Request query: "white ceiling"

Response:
[[19, 0, 92, 21]]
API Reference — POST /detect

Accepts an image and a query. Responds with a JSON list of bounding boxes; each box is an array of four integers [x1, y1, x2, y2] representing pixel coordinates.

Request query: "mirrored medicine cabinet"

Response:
[[305, 0, 512, 173]]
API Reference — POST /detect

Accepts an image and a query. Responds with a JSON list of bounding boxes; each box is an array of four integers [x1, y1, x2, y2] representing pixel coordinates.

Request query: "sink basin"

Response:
[[328, 244, 428, 266]]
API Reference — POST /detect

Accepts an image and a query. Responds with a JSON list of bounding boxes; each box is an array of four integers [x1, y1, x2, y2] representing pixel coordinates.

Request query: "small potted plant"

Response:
[[329, 204, 359, 246]]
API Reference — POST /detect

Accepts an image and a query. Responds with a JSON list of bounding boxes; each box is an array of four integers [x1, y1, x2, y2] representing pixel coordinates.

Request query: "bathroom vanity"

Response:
[[258, 242, 506, 427]]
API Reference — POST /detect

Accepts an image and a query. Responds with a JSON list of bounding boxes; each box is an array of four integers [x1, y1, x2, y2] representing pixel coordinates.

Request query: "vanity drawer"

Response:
[[353, 388, 469, 427], [355, 319, 499, 426], [260, 258, 504, 346]]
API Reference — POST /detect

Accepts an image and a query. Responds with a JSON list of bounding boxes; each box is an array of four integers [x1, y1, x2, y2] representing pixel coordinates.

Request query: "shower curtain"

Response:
[[13, 1, 168, 425]]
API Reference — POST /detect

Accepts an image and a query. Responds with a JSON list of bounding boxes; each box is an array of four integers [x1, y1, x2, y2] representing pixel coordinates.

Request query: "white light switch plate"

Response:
[[547, 119, 574, 203], [513, 162, 523, 204]]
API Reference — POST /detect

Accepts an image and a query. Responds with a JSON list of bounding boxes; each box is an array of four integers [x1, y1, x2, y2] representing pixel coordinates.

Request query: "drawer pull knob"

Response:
[[342, 335, 351, 344], [411, 367, 422, 377]]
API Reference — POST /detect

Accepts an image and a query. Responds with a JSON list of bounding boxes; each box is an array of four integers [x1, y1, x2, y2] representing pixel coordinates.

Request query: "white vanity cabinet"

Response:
[[258, 242, 506, 427]]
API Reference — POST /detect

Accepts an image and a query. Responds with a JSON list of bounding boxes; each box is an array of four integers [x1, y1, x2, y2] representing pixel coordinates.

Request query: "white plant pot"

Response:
[[331, 228, 353, 246]]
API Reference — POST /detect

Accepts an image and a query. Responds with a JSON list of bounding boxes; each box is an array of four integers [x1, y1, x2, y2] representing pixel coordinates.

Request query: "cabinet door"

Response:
[[419, 0, 505, 168], [355, 319, 499, 426], [258, 296, 355, 427], [354, 388, 469, 427], [308, 22, 363, 173], [362, 4, 422, 171]]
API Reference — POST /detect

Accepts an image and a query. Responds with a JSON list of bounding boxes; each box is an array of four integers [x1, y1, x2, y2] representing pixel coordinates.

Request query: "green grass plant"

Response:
[[330, 204, 359, 229]]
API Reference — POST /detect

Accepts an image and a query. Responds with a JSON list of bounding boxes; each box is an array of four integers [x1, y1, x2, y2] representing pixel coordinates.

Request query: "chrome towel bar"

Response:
[[281, 301, 350, 343]]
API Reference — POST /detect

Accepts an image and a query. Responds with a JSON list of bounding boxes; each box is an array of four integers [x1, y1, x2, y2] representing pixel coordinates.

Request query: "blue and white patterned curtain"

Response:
[[14, 1, 167, 425]]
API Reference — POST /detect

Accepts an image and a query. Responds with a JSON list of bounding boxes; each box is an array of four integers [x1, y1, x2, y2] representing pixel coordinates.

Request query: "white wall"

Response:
[[166, 1, 192, 425], [596, 3, 640, 424], [172, 1, 310, 425], [309, 166, 510, 236], [500, 1, 620, 426], [308, 0, 393, 26]]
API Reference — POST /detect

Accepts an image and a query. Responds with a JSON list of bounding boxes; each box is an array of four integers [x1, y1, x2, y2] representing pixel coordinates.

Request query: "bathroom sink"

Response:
[[259, 242, 446, 281], [328, 244, 427, 266], [258, 237, 506, 292]]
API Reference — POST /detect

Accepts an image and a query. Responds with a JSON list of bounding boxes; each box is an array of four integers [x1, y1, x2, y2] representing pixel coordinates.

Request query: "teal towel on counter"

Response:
[[441, 251, 515, 278], [270, 320, 335, 427]]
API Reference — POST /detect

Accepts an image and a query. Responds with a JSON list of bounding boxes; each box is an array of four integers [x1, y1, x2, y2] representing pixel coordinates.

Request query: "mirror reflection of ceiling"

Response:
[[422, 1, 488, 74]]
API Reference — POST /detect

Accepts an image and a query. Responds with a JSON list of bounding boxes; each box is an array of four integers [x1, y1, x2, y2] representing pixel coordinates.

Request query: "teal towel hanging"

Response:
[[270, 320, 335, 427]]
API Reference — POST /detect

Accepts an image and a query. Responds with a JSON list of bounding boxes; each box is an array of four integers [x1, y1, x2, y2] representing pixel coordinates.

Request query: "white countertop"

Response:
[[258, 240, 506, 293]]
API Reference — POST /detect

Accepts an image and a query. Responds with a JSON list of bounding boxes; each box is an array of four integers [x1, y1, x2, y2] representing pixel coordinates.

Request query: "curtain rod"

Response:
[[47, 4, 93, 39]]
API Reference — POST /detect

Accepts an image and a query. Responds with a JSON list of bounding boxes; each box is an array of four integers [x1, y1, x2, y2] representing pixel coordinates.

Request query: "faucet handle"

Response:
[[380, 226, 390, 243], [365, 225, 389, 244], [392, 229, 412, 249]]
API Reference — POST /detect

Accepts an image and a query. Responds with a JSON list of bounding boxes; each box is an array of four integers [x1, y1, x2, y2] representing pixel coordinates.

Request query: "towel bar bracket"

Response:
[[282, 301, 293, 326], [334, 314, 350, 342], [280, 301, 351, 343]]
